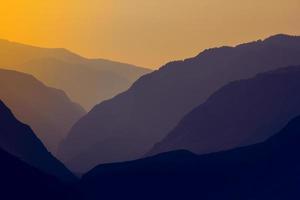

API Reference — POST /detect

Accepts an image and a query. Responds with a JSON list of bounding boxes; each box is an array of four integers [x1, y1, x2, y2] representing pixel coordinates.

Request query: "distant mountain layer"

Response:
[[149, 65, 300, 155], [80, 116, 300, 200], [59, 34, 300, 172], [0, 69, 85, 153], [0, 100, 76, 182], [0, 39, 151, 110], [0, 147, 78, 200]]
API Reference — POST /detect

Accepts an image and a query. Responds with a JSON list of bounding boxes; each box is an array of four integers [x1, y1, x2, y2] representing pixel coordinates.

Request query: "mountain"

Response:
[[58, 34, 300, 172], [149, 65, 300, 155], [0, 69, 85, 153], [0, 100, 76, 182], [80, 116, 300, 200], [0, 39, 151, 110], [0, 147, 79, 200]]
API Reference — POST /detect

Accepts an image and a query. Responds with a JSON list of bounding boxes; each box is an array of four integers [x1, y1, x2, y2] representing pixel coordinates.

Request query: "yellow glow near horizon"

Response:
[[1, 0, 300, 68]]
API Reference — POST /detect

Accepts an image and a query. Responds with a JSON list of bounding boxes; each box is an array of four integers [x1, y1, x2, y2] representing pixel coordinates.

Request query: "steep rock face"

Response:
[[0, 100, 76, 182], [0, 69, 85, 153], [149, 66, 300, 155], [60, 34, 300, 172], [80, 116, 300, 200], [0, 39, 150, 110]]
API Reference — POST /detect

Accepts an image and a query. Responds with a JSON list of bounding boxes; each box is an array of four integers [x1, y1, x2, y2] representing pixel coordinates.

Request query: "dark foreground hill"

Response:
[[150, 65, 300, 155], [0, 39, 151, 110], [80, 115, 300, 200], [59, 34, 300, 172], [0, 147, 79, 200], [0, 100, 76, 182], [0, 69, 85, 153]]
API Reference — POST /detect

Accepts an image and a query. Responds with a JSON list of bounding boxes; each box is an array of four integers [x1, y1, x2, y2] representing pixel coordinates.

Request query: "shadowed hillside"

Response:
[[80, 115, 300, 200], [0, 147, 79, 200], [149, 65, 300, 155], [0, 100, 76, 182], [0, 39, 151, 110], [59, 34, 300, 172], [0, 69, 85, 153]]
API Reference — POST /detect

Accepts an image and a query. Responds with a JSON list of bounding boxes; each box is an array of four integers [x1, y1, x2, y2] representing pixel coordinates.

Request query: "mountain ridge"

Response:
[[80, 115, 300, 199], [59, 34, 300, 172], [0, 39, 151, 110], [149, 65, 300, 156], [0, 68, 85, 153], [0, 100, 76, 182]]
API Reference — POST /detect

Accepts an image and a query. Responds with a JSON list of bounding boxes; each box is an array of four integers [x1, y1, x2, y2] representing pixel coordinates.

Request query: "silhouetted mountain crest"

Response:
[[0, 69, 85, 153], [0, 100, 76, 182], [149, 65, 300, 156], [263, 33, 300, 43], [59, 34, 300, 172], [0, 39, 151, 109], [80, 115, 300, 199]]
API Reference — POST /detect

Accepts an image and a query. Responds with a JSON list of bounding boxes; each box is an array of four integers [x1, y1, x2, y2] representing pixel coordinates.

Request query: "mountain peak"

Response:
[[60, 34, 300, 172], [263, 34, 299, 43]]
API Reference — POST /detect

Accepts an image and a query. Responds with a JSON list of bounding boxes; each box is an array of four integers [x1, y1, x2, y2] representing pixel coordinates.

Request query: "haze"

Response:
[[1, 0, 299, 68]]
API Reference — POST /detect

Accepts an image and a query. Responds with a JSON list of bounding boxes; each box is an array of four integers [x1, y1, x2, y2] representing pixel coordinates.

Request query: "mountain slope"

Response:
[[80, 116, 300, 200], [0, 69, 85, 153], [149, 65, 300, 155], [0, 100, 76, 182], [0, 39, 151, 110], [0, 147, 79, 200], [19, 58, 130, 111], [59, 34, 300, 172]]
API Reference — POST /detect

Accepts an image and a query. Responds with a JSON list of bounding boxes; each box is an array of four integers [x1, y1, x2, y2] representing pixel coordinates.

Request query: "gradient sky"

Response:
[[0, 0, 299, 68]]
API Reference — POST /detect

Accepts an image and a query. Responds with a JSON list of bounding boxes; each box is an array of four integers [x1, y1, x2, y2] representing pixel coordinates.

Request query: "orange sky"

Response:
[[0, 0, 300, 68]]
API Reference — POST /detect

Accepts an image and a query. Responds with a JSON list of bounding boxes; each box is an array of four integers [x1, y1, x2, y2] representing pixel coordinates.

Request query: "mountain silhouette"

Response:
[[80, 115, 300, 200], [0, 100, 76, 182], [0, 39, 151, 110], [0, 146, 79, 200], [0, 69, 85, 153], [149, 65, 300, 155], [58, 34, 300, 172]]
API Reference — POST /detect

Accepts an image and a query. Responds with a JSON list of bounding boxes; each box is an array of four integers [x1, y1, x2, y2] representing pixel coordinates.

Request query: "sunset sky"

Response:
[[0, 0, 299, 68]]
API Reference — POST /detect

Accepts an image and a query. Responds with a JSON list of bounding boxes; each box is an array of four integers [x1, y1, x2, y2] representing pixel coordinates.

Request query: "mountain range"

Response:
[[0, 39, 151, 110], [1, 33, 300, 200], [80, 115, 300, 200], [0, 69, 85, 153], [58, 34, 300, 172], [2, 98, 300, 200], [0, 100, 75, 182], [149, 65, 300, 155]]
